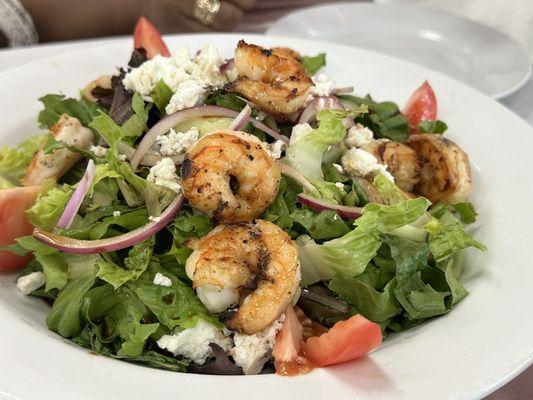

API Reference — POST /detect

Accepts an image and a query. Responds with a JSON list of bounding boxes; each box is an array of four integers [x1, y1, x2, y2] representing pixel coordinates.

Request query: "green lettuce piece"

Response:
[[121, 93, 151, 141], [451, 202, 478, 224], [387, 236, 450, 319], [0, 135, 43, 185], [438, 255, 468, 306], [339, 94, 408, 142], [205, 91, 247, 112], [130, 262, 220, 330], [286, 110, 347, 180], [80, 285, 159, 357], [419, 120, 448, 134], [297, 197, 431, 285], [151, 79, 173, 114], [171, 209, 214, 245], [329, 274, 401, 323], [356, 197, 432, 233], [47, 275, 96, 337], [38, 94, 99, 128], [263, 177, 299, 233], [424, 210, 486, 262], [36, 252, 68, 292], [90, 110, 166, 216], [373, 173, 408, 205], [298, 230, 381, 286], [26, 185, 73, 229], [290, 208, 350, 240], [301, 53, 326, 75], [96, 238, 154, 288], [2, 235, 56, 256], [89, 208, 148, 240], [427, 222, 486, 262]]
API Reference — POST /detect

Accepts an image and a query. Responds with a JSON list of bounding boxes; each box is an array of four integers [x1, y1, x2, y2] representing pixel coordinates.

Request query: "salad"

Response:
[[0, 17, 485, 376]]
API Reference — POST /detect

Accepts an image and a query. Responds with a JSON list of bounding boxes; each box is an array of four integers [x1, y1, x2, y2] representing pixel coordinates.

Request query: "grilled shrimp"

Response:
[[21, 115, 94, 186], [181, 130, 281, 223], [364, 139, 422, 192], [226, 40, 313, 115], [405, 134, 472, 203], [185, 219, 301, 335]]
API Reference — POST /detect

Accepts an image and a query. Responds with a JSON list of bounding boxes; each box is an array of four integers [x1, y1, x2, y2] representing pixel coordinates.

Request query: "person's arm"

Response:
[[20, 0, 144, 42], [20, 0, 256, 42]]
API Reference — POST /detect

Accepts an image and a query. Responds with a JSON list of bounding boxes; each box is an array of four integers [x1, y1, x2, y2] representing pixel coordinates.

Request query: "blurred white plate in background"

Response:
[[266, 3, 531, 99]]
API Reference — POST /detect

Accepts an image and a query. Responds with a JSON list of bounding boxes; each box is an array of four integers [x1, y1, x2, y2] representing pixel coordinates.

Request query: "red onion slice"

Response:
[[131, 105, 288, 170], [35, 195, 185, 254], [220, 58, 235, 75], [56, 159, 95, 229], [297, 96, 344, 125], [297, 193, 363, 220], [229, 105, 251, 131], [279, 162, 317, 194], [118, 142, 181, 167], [331, 87, 354, 95]]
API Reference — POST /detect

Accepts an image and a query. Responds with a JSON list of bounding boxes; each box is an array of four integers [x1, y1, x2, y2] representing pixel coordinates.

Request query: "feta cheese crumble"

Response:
[[266, 140, 286, 159], [157, 319, 233, 365], [153, 272, 172, 287], [332, 163, 344, 174], [147, 158, 182, 193], [165, 80, 206, 114], [112, 210, 121, 217], [16, 271, 45, 295], [90, 145, 107, 157], [341, 148, 394, 181], [230, 316, 285, 375], [122, 44, 228, 114], [335, 182, 344, 189], [155, 127, 199, 157], [345, 123, 374, 148], [118, 154, 128, 162], [148, 216, 162, 223], [289, 123, 313, 145], [310, 73, 334, 97]]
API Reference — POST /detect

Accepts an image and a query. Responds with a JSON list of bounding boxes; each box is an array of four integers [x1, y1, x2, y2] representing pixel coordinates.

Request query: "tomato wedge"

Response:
[[273, 307, 313, 376], [133, 16, 170, 59], [0, 186, 40, 271], [403, 81, 437, 134], [304, 314, 382, 367]]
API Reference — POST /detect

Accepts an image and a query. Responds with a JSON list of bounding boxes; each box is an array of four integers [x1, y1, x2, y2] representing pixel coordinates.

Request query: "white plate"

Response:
[[266, 3, 531, 99], [0, 33, 532, 400]]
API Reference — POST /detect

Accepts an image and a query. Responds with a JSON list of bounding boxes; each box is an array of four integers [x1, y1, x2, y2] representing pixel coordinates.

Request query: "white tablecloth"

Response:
[[0, 39, 531, 399]]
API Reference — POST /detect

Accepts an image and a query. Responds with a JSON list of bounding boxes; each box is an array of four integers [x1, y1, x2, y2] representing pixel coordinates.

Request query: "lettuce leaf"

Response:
[[0, 135, 43, 185], [302, 53, 326, 75], [120, 92, 151, 142], [286, 110, 347, 181], [47, 275, 96, 337], [301, 53, 326, 75], [339, 94, 408, 142], [129, 262, 221, 330], [26, 185, 73, 229], [424, 210, 486, 262], [38, 94, 99, 128], [290, 208, 350, 240], [151, 79, 173, 114], [96, 238, 154, 289], [298, 197, 431, 285]]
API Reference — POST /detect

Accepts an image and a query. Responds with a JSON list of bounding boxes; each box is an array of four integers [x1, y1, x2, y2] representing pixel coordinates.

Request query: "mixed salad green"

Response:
[[0, 32, 485, 376]]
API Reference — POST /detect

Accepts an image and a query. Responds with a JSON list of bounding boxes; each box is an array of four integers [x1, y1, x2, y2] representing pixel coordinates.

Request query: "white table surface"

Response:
[[0, 38, 531, 400]]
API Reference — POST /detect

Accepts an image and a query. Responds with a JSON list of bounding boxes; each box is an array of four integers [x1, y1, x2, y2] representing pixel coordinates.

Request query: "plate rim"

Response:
[[0, 32, 532, 400], [265, 2, 532, 99]]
